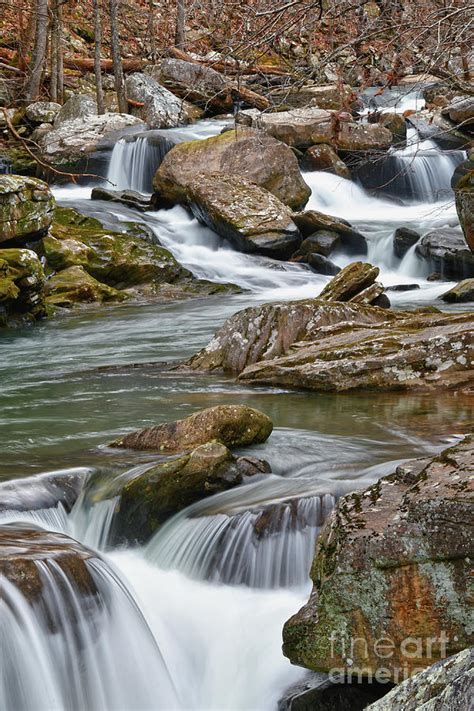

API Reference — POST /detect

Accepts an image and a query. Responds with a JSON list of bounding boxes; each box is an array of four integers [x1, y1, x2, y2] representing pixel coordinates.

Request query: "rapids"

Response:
[[1, 86, 472, 710]]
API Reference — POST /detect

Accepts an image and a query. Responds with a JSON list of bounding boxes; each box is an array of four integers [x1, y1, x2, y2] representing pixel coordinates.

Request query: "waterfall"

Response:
[[107, 133, 176, 193], [146, 492, 336, 588], [0, 543, 178, 710]]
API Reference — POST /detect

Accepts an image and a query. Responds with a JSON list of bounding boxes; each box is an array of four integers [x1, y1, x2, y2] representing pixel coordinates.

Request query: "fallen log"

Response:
[[168, 47, 290, 77], [64, 57, 145, 74]]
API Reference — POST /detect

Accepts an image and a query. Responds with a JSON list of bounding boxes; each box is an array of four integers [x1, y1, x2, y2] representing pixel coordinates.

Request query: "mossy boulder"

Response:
[[44, 266, 127, 307], [302, 144, 351, 178], [318, 262, 381, 303], [0, 175, 54, 245], [282, 437, 474, 681], [440, 278, 474, 303], [292, 209, 367, 255], [187, 174, 302, 259], [0, 247, 46, 326], [25, 101, 61, 125], [105, 442, 271, 544], [111, 404, 273, 452], [153, 126, 311, 210]]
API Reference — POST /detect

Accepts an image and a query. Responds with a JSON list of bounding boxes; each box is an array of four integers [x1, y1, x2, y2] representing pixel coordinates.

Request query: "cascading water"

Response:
[[107, 133, 176, 193]]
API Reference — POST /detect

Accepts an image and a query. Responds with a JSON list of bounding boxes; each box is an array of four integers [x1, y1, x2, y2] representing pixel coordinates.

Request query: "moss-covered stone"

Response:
[[0, 175, 54, 244], [0, 247, 46, 326], [111, 404, 273, 452], [44, 265, 127, 307]]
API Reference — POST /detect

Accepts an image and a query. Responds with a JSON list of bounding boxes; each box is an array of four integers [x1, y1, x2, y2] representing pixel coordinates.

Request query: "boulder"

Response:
[[44, 265, 127, 307], [393, 227, 420, 259], [301, 144, 351, 178], [454, 168, 474, 252], [318, 262, 380, 302], [0, 175, 54, 244], [0, 248, 45, 326], [54, 94, 98, 125], [369, 111, 407, 142], [441, 278, 474, 303], [0, 468, 87, 513], [236, 107, 393, 151], [90, 187, 151, 212], [153, 126, 311, 210], [305, 253, 340, 276], [283, 437, 473, 682], [39, 113, 144, 167], [278, 672, 390, 711], [25, 101, 61, 124], [366, 649, 474, 711], [268, 83, 353, 111], [442, 95, 474, 126], [291, 231, 341, 258], [157, 58, 232, 113], [292, 210, 367, 255], [416, 228, 474, 279], [125, 72, 194, 128], [43, 212, 188, 289], [105, 442, 271, 544], [111, 404, 273, 452], [184, 297, 473, 392], [187, 174, 301, 259]]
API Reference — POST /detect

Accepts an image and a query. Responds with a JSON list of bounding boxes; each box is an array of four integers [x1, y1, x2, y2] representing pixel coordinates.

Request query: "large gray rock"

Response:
[[153, 126, 311, 210], [393, 227, 420, 259], [54, 94, 97, 126], [125, 72, 190, 128], [39, 113, 144, 166], [157, 58, 231, 112], [25, 101, 61, 124], [442, 95, 474, 126], [367, 649, 474, 711], [0, 175, 54, 244], [416, 228, 474, 279], [283, 437, 474, 681], [237, 107, 393, 150], [187, 174, 302, 259]]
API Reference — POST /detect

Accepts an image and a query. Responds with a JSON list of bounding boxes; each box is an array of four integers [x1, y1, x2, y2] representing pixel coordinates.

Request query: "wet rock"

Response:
[[349, 281, 387, 307], [318, 262, 380, 302], [25, 101, 61, 125], [393, 226, 420, 259], [0, 175, 54, 244], [0, 248, 45, 326], [441, 278, 474, 303], [301, 144, 351, 178], [44, 265, 127, 307], [386, 283, 420, 292], [0, 468, 88, 513], [282, 436, 474, 681], [107, 442, 271, 544], [369, 111, 406, 142], [39, 113, 144, 168], [442, 95, 474, 126], [90, 187, 151, 211], [306, 253, 341, 276], [416, 228, 474, 279], [292, 210, 367, 255], [0, 523, 101, 628], [184, 297, 473, 392], [236, 107, 393, 151], [54, 94, 97, 125], [453, 167, 474, 252], [291, 231, 341, 258], [111, 404, 273, 452], [279, 672, 390, 711], [153, 126, 311, 210], [366, 649, 474, 711], [125, 72, 193, 128], [157, 58, 232, 113], [187, 174, 301, 259]]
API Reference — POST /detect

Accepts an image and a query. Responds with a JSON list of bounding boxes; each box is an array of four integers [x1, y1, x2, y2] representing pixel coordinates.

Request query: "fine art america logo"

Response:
[[328, 631, 454, 684]]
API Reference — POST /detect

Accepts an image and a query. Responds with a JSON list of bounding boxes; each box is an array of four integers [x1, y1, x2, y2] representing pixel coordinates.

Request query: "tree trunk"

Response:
[[148, 0, 156, 61], [108, 0, 128, 113], [25, 0, 49, 101], [175, 0, 186, 50], [50, 0, 64, 103], [93, 0, 106, 113]]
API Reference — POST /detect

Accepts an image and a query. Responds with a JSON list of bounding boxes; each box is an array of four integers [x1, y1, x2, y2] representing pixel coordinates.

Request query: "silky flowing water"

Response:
[[0, 90, 472, 709]]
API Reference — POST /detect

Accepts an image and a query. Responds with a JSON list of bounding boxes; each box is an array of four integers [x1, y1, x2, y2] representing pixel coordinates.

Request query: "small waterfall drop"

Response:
[[146, 493, 336, 588], [107, 133, 176, 193]]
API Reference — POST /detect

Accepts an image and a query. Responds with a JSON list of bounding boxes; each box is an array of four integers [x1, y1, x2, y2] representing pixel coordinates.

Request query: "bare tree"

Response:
[[25, 0, 49, 102], [175, 0, 186, 49], [50, 0, 64, 103], [93, 0, 106, 113], [109, 0, 128, 112]]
